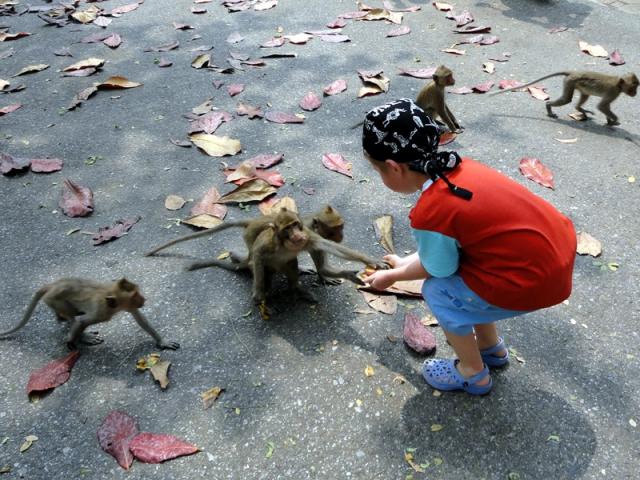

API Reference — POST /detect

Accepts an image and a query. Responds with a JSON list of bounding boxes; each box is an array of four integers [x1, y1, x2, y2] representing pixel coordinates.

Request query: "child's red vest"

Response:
[[410, 158, 576, 311]]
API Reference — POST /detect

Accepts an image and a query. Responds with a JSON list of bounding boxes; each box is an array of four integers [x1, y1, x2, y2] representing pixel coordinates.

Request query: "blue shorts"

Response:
[[422, 274, 529, 336]]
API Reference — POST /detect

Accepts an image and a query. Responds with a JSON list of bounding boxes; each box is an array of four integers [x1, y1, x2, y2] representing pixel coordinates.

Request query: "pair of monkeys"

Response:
[[0, 206, 385, 349], [423, 65, 638, 128]]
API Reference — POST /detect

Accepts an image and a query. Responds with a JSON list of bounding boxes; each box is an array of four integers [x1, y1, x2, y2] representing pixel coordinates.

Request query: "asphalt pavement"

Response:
[[0, 0, 639, 479]]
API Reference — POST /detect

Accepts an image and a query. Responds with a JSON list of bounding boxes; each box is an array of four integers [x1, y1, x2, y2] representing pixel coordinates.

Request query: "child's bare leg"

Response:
[[442, 329, 490, 386], [475, 323, 507, 356]]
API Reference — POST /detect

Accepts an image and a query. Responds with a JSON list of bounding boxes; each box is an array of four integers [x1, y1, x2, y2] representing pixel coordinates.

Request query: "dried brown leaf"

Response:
[[92, 217, 141, 245], [398, 67, 437, 79], [164, 195, 185, 211], [201, 386, 225, 409], [361, 291, 397, 315], [322, 153, 352, 178], [181, 214, 223, 229], [190, 186, 227, 219], [236, 102, 264, 118], [149, 360, 170, 389], [63, 57, 104, 72], [576, 231, 602, 257], [13, 64, 49, 77], [189, 133, 241, 157], [374, 215, 394, 253], [98, 76, 142, 89], [218, 179, 277, 204]]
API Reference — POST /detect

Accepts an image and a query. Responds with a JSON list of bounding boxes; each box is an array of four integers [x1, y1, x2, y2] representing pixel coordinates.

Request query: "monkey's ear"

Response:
[[280, 207, 289, 213], [324, 205, 335, 214], [105, 296, 118, 308], [117, 278, 136, 291]]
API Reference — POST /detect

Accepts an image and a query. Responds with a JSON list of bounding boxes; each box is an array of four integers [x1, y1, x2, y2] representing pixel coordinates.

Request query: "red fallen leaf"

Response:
[[103, 33, 122, 48], [499, 79, 524, 89], [319, 34, 350, 43], [93, 217, 141, 245], [173, 22, 194, 30], [143, 40, 179, 52], [398, 67, 437, 79], [527, 86, 549, 100], [261, 37, 285, 48], [449, 86, 473, 95], [403, 313, 436, 354], [30, 158, 63, 173], [227, 83, 244, 97], [226, 165, 285, 187], [446, 10, 474, 27], [519, 157, 554, 189], [129, 433, 199, 464], [386, 26, 411, 37], [323, 79, 347, 95], [189, 111, 232, 134], [0, 152, 30, 174], [190, 187, 227, 219], [110, 2, 140, 16], [26, 351, 80, 396], [454, 25, 491, 34], [472, 80, 494, 93], [243, 153, 284, 169], [59, 179, 94, 217], [609, 49, 625, 66], [0, 103, 21, 116], [81, 32, 112, 44], [327, 18, 346, 28], [265, 111, 304, 124], [299, 92, 321, 111], [438, 132, 457, 145], [340, 11, 368, 19], [236, 102, 264, 119], [549, 26, 568, 34], [0, 31, 31, 41], [97, 411, 139, 470], [322, 153, 352, 178]]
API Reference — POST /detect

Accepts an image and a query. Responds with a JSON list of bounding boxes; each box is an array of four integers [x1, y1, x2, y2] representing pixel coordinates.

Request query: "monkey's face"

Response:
[[281, 221, 308, 252], [325, 225, 344, 243], [130, 291, 146, 309], [623, 74, 638, 96]]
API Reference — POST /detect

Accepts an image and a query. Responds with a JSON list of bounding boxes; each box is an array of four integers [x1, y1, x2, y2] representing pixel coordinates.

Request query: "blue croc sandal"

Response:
[[422, 359, 492, 395], [480, 337, 509, 367]]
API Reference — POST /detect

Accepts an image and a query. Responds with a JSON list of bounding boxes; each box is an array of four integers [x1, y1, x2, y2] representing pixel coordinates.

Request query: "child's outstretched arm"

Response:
[[363, 255, 428, 291]]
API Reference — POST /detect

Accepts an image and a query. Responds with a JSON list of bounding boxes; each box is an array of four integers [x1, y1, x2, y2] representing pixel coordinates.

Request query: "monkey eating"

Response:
[[415, 65, 463, 133], [146, 208, 387, 309], [490, 70, 639, 126], [0, 278, 180, 350]]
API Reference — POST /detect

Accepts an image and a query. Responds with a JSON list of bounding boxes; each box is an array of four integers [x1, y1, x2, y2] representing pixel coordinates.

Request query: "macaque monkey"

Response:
[[0, 278, 180, 350], [490, 71, 639, 126], [146, 209, 387, 308], [415, 65, 462, 133]]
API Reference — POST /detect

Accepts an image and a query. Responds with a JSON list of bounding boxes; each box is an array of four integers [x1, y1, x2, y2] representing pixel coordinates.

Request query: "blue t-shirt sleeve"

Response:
[[412, 228, 460, 277]]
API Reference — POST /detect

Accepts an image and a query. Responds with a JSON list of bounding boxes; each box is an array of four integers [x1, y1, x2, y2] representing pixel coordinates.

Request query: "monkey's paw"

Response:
[[317, 276, 343, 286], [158, 340, 180, 350], [80, 331, 104, 345]]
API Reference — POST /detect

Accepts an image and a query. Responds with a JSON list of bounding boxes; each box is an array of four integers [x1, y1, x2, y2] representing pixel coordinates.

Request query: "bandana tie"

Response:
[[362, 98, 472, 201]]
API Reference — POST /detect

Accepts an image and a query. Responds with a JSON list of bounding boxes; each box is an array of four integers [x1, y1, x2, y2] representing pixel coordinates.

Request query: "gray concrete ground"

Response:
[[1, 0, 639, 479]]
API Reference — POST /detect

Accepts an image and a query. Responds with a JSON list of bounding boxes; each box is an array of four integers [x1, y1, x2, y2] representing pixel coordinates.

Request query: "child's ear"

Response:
[[385, 159, 403, 173]]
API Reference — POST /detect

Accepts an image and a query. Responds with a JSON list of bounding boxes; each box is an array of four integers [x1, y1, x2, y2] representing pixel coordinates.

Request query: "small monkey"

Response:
[[490, 71, 639, 126], [146, 209, 387, 307], [415, 65, 462, 133], [0, 278, 180, 350]]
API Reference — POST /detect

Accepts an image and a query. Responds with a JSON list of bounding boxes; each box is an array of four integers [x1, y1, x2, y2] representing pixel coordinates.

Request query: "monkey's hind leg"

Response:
[[546, 83, 575, 118], [66, 317, 103, 349], [284, 261, 317, 304], [597, 99, 620, 126], [573, 92, 594, 117], [186, 258, 249, 272]]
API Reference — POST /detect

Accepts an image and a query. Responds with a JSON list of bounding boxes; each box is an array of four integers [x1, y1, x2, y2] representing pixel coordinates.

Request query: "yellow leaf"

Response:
[[364, 365, 375, 377], [432, 390, 442, 397], [181, 214, 223, 229], [164, 194, 186, 210], [99, 76, 142, 89], [628, 176, 636, 183], [430, 423, 444, 432], [234, 407, 241, 415], [71, 10, 98, 23], [136, 353, 161, 371], [190, 133, 242, 157], [149, 360, 170, 389], [201, 386, 225, 409], [376, 387, 383, 395], [374, 215, 395, 253], [191, 54, 211, 69], [217, 251, 231, 260], [433, 457, 443, 466], [259, 196, 298, 215], [360, 291, 397, 315], [218, 179, 277, 204], [259, 301, 270, 320], [355, 399, 363, 406], [19, 435, 38, 453]]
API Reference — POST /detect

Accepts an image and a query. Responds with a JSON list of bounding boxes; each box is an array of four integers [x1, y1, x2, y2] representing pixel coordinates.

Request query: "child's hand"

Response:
[[383, 254, 406, 268], [362, 269, 397, 291]]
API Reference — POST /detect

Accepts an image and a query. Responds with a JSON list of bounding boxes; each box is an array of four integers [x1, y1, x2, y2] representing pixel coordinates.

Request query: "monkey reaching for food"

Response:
[[415, 65, 463, 133], [490, 70, 639, 126], [146, 209, 387, 308], [0, 278, 180, 350]]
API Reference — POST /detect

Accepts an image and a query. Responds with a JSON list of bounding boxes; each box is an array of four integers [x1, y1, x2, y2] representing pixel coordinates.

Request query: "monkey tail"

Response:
[[145, 220, 250, 256], [0, 287, 47, 338], [489, 72, 570, 96]]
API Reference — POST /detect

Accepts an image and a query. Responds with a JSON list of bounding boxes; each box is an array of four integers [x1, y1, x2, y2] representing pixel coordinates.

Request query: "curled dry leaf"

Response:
[[110, 2, 140, 16], [327, 18, 347, 28], [322, 153, 352, 178], [259, 196, 297, 215], [299, 92, 321, 111], [97, 411, 139, 470], [360, 8, 403, 24], [225, 161, 284, 187], [0, 152, 30, 174], [398, 67, 436, 79], [189, 133, 241, 157], [181, 214, 223, 229], [20, 435, 38, 453], [357, 70, 390, 97], [164, 195, 185, 211], [93, 216, 141, 245], [0, 103, 22, 116], [63, 57, 105, 72], [103, 33, 122, 49], [265, 111, 305, 124], [227, 83, 244, 97], [13, 64, 49, 77], [30, 158, 63, 173], [386, 26, 411, 37], [243, 153, 284, 169], [136, 353, 160, 370], [191, 54, 211, 69], [0, 31, 31, 42], [454, 25, 491, 34], [68, 85, 99, 110], [442, 48, 465, 55], [361, 291, 397, 315], [579, 40, 608, 58], [519, 157, 554, 189], [499, 79, 524, 90], [236, 102, 264, 118], [26, 351, 80, 396], [528, 86, 549, 100], [188, 111, 232, 135], [609, 49, 625, 66], [433, 2, 454, 12], [191, 186, 227, 219], [403, 313, 436, 354], [549, 26, 568, 33], [218, 179, 277, 204], [447, 10, 474, 27], [59, 179, 94, 217], [472, 80, 494, 93], [554, 137, 577, 144], [150, 360, 170, 389], [201, 386, 225, 409], [99, 76, 142, 89], [173, 22, 194, 30], [63, 68, 97, 78], [284, 33, 312, 44], [129, 433, 199, 464], [576, 231, 602, 257], [374, 215, 395, 253], [261, 37, 285, 48], [323, 79, 347, 95], [482, 62, 495, 74], [449, 86, 473, 95]]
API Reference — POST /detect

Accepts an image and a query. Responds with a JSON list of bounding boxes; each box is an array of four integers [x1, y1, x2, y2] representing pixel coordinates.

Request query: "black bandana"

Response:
[[362, 98, 472, 200]]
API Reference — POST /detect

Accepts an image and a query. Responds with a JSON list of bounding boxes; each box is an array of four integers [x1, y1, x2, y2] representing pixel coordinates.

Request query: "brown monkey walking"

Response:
[[146, 209, 387, 307], [0, 278, 180, 350], [415, 65, 463, 133], [490, 71, 639, 126]]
